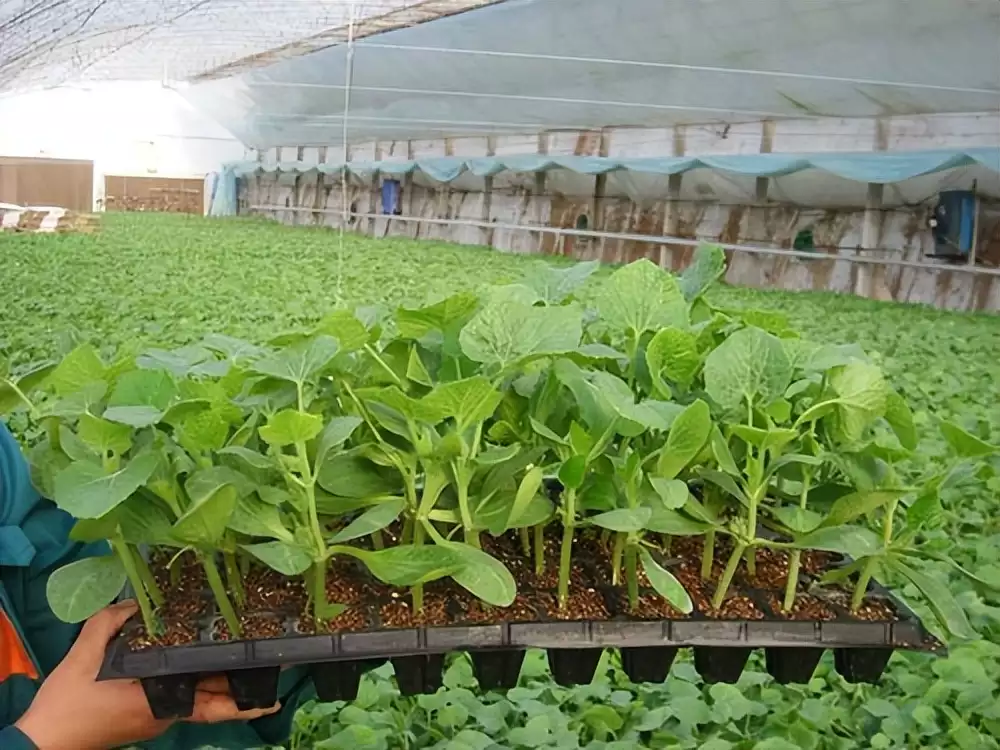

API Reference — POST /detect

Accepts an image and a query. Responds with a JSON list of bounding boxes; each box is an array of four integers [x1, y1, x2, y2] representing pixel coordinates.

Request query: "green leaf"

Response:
[[422, 377, 502, 431], [596, 259, 688, 336], [317, 452, 402, 498], [396, 293, 479, 340], [228, 495, 294, 542], [329, 497, 406, 544], [589, 507, 652, 532], [523, 259, 599, 304], [173, 481, 238, 546], [508, 466, 544, 529], [46, 555, 126, 623], [940, 420, 998, 458], [555, 456, 585, 491], [314, 310, 371, 352], [698, 469, 749, 505], [201, 333, 265, 362], [217, 445, 276, 471], [53, 453, 159, 519], [474, 444, 521, 466], [252, 335, 340, 385], [639, 547, 693, 613], [459, 299, 582, 371], [825, 362, 889, 443], [445, 542, 517, 607], [102, 405, 164, 428], [405, 346, 433, 386], [315, 415, 363, 466], [118, 496, 176, 546], [645, 507, 712, 535], [107, 369, 176, 411], [49, 344, 105, 396], [797, 525, 883, 559], [69, 514, 120, 543], [646, 327, 700, 396], [710, 425, 740, 476], [887, 558, 978, 640], [344, 544, 463, 586], [529, 418, 568, 447], [649, 477, 689, 509], [581, 704, 624, 735], [259, 409, 324, 447], [680, 243, 726, 301], [884, 390, 917, 451], [823, 490, 909, 527], [657, 399, 711, 479], [242, 541, 314, 575], [363, 385, 448, 426], [771, 506, 823, 534], [704, 327, 792, 412], [77, 413, 132, 456]]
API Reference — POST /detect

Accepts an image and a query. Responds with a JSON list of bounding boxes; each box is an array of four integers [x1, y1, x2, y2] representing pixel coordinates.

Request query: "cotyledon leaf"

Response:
[[638, 547, 693, 614], [657, 399, 712, 479], [46, 555, 126, 623], [242, 541, 314, 576], [53, 452, 159, 519], [443, 542, 517, 607], [329, 497, 406, 544]]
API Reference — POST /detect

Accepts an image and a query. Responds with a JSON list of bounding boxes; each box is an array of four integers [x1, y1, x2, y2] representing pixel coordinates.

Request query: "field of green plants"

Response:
[[2, 213, 999, 750]]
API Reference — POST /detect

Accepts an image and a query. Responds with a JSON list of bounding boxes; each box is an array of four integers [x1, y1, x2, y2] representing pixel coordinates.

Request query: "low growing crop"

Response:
[[4, 242, 995, 648]]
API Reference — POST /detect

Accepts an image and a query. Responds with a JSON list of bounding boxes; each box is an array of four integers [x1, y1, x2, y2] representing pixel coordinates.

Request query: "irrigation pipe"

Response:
[[248, 205, 1000, 278]]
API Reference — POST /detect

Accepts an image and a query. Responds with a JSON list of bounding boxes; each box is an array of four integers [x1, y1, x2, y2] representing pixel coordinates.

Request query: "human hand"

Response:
[[15, 601, 280, 750]]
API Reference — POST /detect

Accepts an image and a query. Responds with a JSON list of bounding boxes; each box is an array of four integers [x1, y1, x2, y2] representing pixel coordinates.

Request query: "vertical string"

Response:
[[337, 3, 357, 306]]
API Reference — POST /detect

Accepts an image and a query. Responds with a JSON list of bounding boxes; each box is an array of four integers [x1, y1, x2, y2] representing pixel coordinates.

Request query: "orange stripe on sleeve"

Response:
[[0, 607, 39, 681]]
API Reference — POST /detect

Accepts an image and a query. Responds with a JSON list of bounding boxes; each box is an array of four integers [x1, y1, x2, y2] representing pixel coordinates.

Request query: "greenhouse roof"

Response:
[[0, 0, 461, 91], [182, 0, 1000, 149]]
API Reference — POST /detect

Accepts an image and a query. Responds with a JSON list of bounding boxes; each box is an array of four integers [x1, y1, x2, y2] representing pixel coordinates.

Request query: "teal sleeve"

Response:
[[2, 422, 313, 749], [0, 726, 39, 750]]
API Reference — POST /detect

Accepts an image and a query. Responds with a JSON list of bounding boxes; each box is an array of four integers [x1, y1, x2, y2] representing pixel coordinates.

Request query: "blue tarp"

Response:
[[209, 147, 1000, 216]]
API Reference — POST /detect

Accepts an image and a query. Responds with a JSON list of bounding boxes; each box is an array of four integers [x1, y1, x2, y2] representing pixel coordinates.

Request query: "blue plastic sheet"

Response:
[[210, 147, 1000, 216]]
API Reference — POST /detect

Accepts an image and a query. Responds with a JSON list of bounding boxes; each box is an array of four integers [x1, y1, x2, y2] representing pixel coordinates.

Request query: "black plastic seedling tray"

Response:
[[100, 579, 938, 720]]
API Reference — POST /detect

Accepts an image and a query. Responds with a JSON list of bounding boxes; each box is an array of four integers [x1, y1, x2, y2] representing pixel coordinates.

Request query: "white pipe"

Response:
[[247, 204, 1000, 278]]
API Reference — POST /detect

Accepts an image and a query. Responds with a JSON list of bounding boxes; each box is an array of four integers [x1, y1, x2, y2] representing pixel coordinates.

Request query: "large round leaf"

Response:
[[46, 555, 126, 623]]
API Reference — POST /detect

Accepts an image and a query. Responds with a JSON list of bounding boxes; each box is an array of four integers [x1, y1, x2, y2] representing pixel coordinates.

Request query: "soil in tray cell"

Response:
[[129, 554, 208, 650], [213, 614, 287, 641], [762, 593, 837, 621], [819, 587, 899, 622], [536, 589, 610, 621], [127, 528, 899, 651]]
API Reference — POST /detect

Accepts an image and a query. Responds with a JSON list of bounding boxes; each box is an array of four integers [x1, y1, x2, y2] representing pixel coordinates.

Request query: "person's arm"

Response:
[[1, 423, 289, 749], [15, 602, 281, 750]]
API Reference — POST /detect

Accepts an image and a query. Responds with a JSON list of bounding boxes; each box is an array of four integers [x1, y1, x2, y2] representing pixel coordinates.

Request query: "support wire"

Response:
[[337, 3, 357, 306]]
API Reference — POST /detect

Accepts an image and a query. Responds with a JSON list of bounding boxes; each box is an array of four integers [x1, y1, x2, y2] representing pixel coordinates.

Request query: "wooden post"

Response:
[[660, 173, 683, 269], [858, 182, 885, 298]]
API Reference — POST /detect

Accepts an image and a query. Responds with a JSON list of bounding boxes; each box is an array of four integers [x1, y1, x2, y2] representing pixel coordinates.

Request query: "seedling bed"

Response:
[[100, 535, 939, 720]]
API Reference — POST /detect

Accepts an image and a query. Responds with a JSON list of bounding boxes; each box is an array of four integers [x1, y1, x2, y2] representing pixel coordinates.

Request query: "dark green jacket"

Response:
[[0, 422, 313, 749]]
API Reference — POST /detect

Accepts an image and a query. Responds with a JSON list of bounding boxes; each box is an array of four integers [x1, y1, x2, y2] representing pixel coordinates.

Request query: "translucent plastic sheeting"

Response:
[[228, 148, 1000, 184], [181, 0, 1000, 149], [0, 1, 416, 91], [212, 148, 1000, 215]]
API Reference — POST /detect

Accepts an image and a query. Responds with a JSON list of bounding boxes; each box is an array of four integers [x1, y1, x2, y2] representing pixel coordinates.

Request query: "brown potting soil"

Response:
[[127, 529, 897, 651], [762, 592, 837, 621]]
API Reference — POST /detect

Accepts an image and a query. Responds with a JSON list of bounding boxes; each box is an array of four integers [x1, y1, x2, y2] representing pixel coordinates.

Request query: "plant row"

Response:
[[3, 245, 996, 642]]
